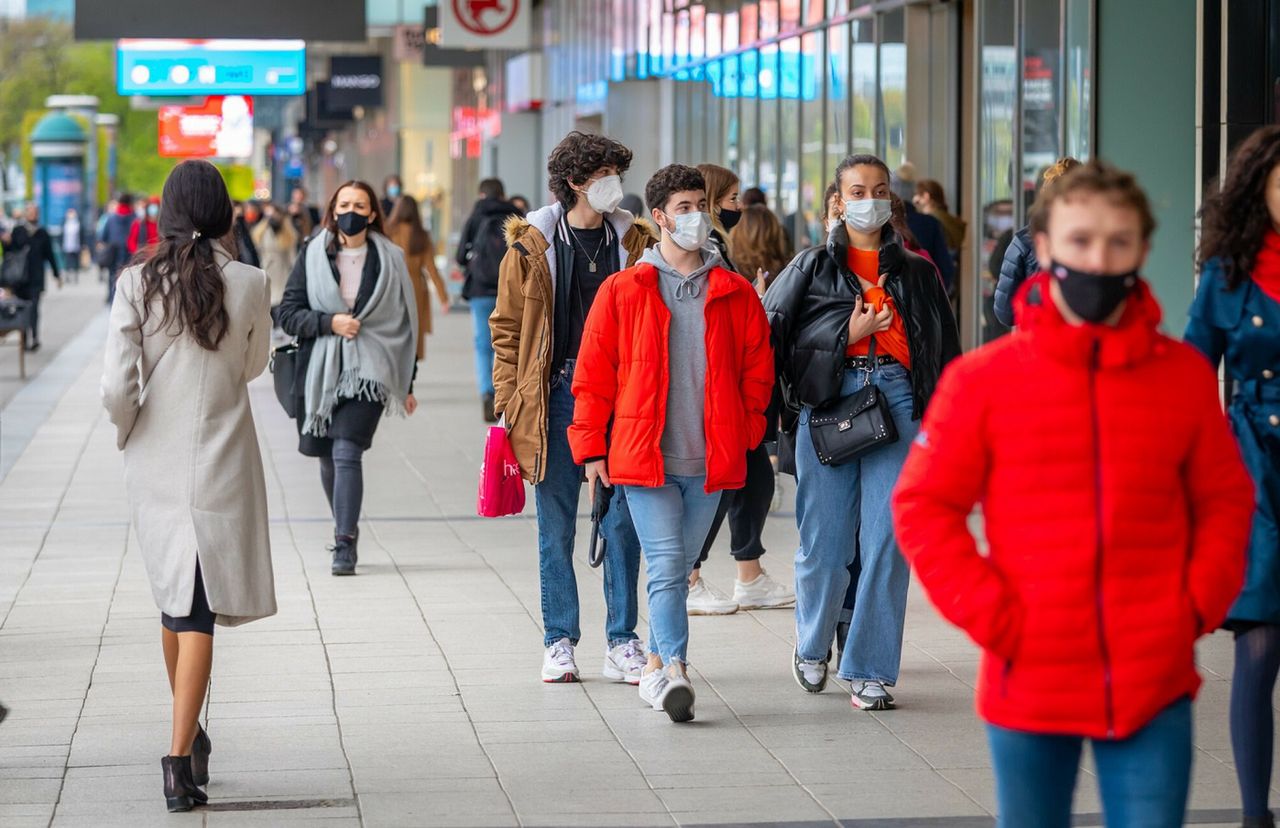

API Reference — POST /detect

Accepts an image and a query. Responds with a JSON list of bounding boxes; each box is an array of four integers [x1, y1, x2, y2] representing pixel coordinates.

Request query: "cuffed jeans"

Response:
[[625, 474, 723, 665], [535, 363, 641, 648], [469, 295, 497, 397], [794, 363, 917, 683], [988, 698, 1193, 828]]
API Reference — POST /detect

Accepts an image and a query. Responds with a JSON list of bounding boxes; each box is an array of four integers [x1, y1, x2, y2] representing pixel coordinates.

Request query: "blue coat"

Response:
[[993, 228, 1038, 328], [1184, 258, 1280, 624]]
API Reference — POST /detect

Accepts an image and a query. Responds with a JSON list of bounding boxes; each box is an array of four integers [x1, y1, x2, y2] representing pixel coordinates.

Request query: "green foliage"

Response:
[[0, 18, 174, 197]]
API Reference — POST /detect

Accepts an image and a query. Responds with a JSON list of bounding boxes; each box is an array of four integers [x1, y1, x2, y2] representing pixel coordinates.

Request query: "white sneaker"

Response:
[[603, 640, 647, 685], [686, 579, 739, 615], [638, 669, 668, 710], [658, 671, 696, 723], [733, 570, 796, 610], [541, 639, 580, 683]]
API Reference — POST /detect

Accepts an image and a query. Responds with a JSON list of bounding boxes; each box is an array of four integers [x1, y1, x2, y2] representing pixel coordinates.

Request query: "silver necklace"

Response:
[[567, 223, 607, 273]]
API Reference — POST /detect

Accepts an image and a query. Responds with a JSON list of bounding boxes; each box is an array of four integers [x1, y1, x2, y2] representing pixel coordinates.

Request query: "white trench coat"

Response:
[[101, 246, 277, 626]]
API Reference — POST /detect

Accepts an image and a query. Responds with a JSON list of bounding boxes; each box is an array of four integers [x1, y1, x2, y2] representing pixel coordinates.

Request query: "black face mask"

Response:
[[1049, 260, 1139, 324], [336, 211, 369, 237], [719, 208, 742, 232]]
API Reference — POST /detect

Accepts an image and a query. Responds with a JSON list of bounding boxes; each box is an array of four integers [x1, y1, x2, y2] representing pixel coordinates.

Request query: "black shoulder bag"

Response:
[[270, 342, 300, 418], [808, 338, 898, 465]]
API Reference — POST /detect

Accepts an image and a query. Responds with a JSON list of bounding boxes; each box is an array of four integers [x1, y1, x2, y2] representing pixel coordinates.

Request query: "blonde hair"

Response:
[[697, 163, 740, 257]]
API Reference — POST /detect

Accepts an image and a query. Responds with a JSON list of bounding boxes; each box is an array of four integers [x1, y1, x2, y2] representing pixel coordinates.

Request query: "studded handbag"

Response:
[[807, 338, 899, 466]]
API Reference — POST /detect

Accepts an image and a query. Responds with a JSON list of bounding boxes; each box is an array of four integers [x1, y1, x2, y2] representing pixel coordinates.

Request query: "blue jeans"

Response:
[[794, 363, 917, 683], [987, 698, 1193, 828], [469, 295, 497, 397], [624, 475, 723, 666], [535, 363, 641, 648]]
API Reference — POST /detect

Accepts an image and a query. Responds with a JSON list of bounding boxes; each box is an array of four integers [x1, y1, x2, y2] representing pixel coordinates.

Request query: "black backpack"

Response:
[[464, 211, 511, 295]]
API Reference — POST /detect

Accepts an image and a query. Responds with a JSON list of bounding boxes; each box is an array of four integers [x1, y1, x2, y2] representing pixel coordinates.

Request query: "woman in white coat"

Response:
[[101, 160, 276, 813]]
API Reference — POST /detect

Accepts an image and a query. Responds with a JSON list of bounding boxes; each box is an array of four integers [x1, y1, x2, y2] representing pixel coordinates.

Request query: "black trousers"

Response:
[[696, 442, 775, 568], [17, 288, 41, 344]]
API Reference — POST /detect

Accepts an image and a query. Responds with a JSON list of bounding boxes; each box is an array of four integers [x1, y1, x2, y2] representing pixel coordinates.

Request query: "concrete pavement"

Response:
[[0, 304, 1266, 827]]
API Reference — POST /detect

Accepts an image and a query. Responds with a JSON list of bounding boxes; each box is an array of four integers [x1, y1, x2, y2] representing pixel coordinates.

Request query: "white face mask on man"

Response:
[[585, 174, 624, 214], [844, 198, 892, 233], [663, 211, 712, 251]]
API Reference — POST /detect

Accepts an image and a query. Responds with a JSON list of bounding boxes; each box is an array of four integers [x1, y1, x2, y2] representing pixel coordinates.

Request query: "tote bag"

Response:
[[477, 421, 525, 518]]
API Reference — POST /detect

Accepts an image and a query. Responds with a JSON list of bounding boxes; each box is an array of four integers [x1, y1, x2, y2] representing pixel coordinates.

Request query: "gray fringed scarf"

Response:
[[302, 230, 418, 437]]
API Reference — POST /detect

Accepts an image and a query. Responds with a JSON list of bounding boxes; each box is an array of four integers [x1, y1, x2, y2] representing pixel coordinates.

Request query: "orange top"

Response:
[[845, 247, 912, 368]]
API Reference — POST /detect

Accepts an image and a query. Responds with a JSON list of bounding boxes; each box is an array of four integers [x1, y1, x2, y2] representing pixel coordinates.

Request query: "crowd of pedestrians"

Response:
[[75, 122, 1280, 827]]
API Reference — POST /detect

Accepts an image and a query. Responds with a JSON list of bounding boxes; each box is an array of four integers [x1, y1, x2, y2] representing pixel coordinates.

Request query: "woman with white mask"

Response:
[[763, 154, 960, 712]]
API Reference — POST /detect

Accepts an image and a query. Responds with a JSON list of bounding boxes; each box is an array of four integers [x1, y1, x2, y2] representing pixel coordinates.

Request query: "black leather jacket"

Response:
[[763, 225, 961, 420]]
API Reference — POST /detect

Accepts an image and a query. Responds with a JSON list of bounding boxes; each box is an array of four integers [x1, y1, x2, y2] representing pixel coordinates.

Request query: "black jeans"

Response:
[[696, 442, 774, 568], [320, 438, 365, 537]]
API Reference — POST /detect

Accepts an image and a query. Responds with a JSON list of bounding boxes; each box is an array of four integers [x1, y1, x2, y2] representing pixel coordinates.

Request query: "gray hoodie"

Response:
[[639, 243, 722, 478]]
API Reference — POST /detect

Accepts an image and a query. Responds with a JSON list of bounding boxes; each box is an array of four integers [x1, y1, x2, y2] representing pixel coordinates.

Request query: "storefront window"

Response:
[[879, 8, 907, 169], [1022, 0, 1062, 205], [1064, 0, 1092, 160], [977, 0, 1017, 344], [827, 22, 851, 164], [759, 44, 780, 198], [851, 16, 876, 155], [800, 28, 826, 248], [779, 37, 802, 232], [738, 51, 759, 186]]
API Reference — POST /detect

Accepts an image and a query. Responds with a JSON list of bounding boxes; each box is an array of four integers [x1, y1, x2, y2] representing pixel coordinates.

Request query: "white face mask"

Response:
[[664, 211, 712, 251], [585, 174, 624, 214], [844, 198, 892, 233]]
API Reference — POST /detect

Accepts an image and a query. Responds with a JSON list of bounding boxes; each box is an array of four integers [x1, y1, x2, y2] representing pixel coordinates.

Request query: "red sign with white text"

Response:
[[158, 96, 254, 159]]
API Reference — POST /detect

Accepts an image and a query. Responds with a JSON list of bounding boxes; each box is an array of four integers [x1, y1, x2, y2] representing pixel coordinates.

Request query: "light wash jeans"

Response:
[[793, 363, 917, 683], [988, 698, 1193, 828], [624, 474, 723, 666], [534, 363, 642, 648], [469, 295, 497, 397]]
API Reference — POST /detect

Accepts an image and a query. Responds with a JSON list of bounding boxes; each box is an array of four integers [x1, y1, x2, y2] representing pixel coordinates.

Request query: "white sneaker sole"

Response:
[[602, 663, 642, 685], [687, 604, 739, 616], [661, 684, 695, 723], [541, 670, 580, 684], [735, 595, 796, 610]]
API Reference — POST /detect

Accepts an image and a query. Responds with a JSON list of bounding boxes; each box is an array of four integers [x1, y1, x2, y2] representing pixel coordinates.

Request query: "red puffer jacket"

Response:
[[892, 274, 1253, 739], [568, 262, 774, 493]]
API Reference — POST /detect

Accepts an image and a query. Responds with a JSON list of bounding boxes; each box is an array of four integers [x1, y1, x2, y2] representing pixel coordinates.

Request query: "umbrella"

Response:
[[588, 476, 614, 568]]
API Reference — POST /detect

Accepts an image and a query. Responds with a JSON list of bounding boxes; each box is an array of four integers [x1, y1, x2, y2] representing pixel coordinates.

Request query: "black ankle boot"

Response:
[[191, 725, 211, 786], [1243, 813, 1276, 828], [161, 755, 207, 812], [331, 534, 357, 576]]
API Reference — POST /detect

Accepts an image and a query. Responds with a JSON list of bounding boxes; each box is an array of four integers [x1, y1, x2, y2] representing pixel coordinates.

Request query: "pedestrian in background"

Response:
[[490, 131, 651, 685], [570, 164, 774, 721], [894, 160, 1254, 828], [250, 202, 297, 322], [764, 153, 960, 710], [510, 195, 531, 215], [381, 174, 403, 217], [913, 179, 966, 254], [128, 197, 160, 256], [277, 181, 419, 577], [697, 163, 741, 272], [387, 194, 449, 361], [732, 203, 790, 295], [102, 194, 136, 304], [232, 201, 261, 268], [1185, 125, 1280, 828], [993, 157, 1080, 328], [288, 186, 320, 248], [62, 208, 82, 283], [457, 177, 523, 423], [100, 159, 277, 813], [4, 203, 62, 352]]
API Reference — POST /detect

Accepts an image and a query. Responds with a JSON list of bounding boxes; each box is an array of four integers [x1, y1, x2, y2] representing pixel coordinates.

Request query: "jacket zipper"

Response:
[[1089, 339, 1116, 738]]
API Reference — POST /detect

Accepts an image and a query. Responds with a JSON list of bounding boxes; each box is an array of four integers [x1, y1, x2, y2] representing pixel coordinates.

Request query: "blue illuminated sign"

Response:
[[116, 39, 306, 97]]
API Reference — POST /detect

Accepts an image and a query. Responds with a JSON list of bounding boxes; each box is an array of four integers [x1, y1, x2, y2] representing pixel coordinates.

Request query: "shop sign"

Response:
[[158, 96, 254, 159], [440, 0, 531, 50], [328, 56, 384, 109]]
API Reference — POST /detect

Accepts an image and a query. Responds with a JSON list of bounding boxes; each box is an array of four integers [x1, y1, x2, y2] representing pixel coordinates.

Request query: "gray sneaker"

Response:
[[850, 680, 895, 711], [792, 646, 828, 694]]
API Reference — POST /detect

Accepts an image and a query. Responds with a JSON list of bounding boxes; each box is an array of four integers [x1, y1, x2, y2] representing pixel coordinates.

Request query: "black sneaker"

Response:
[[792, 646, 828, 693], [850, 680, 896, 711], [330, 534, 357, 576]]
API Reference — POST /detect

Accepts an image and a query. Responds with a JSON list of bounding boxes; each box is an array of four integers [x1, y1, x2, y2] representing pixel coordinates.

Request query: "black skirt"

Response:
[[297, 396, 385, 457]]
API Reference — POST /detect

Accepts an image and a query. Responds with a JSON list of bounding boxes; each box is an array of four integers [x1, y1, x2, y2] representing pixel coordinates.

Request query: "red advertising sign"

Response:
[[158, 95, 254, 159]]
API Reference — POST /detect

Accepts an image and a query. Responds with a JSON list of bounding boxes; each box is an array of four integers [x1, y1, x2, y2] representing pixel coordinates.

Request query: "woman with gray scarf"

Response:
[[278, 180, 419, 576]]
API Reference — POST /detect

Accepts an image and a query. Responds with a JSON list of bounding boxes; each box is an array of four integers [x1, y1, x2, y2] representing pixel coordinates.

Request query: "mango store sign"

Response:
[[158, 96, 254, 159]]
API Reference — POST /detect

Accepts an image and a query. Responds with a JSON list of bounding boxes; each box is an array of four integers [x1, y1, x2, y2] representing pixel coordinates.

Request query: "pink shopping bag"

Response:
[[477, 423, 526, 517]]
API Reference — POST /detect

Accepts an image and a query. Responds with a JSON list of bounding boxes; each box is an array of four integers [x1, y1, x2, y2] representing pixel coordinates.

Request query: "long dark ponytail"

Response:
[[138, 160, 234, 351]]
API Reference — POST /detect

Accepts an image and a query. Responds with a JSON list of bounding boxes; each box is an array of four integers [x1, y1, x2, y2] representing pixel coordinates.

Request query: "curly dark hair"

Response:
[[1199, 125, 1280, 288], [645, 164, 706, 215], [547, 131, 633, 210]]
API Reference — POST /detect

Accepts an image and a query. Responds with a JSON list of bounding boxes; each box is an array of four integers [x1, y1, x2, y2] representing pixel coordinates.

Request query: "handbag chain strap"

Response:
[[862, 337, 877, 387]]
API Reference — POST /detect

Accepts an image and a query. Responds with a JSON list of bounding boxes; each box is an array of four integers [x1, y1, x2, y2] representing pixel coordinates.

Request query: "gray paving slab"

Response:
[[1, 307, 1276, 827]]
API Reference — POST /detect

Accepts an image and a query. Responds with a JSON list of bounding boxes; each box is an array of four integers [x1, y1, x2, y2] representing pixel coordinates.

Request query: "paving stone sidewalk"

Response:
[[0, 308, 1265, 827]]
